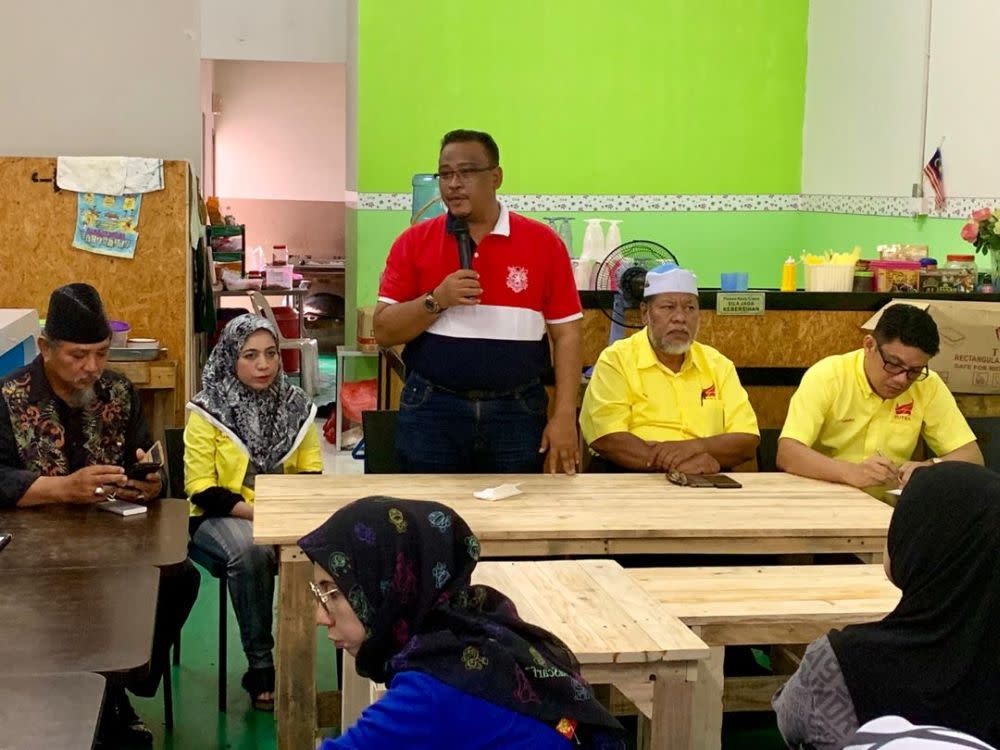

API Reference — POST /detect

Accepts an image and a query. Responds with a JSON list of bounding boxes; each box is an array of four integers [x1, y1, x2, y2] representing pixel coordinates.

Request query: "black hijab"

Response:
[[828, 463, 1000, 743], [298, 496, 624, 749]]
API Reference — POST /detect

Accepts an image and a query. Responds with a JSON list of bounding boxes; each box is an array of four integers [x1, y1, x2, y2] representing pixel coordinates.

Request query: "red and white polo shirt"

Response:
[[378, 203, 582, 391]]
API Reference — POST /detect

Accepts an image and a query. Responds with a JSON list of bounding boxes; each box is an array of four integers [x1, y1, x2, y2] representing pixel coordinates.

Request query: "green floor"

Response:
[[131, 564, 339, 750]]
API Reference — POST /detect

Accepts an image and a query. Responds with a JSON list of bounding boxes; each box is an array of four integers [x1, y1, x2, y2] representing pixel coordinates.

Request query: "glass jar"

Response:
[[945, 254, 977, 273]]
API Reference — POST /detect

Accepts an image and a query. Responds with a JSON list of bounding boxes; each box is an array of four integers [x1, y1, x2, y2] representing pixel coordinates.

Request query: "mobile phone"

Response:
[[0, 532, 12, 552], [127, 461, 163, 480], [666, 471, 715, 488], [704, 474, 743, 489], [96, 500, 148, 517]]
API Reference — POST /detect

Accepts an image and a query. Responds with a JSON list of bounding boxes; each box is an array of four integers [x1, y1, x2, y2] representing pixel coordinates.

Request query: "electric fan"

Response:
[[593, 240, 677, 345]]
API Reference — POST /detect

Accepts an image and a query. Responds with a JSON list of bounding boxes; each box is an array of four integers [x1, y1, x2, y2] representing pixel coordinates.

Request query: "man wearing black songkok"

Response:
[[0, 283, 200, 746]]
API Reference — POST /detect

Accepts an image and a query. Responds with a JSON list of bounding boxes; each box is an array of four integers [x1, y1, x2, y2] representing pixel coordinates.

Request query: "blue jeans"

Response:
[[191, 516, 277, 670], [397, 371, 547, 473]]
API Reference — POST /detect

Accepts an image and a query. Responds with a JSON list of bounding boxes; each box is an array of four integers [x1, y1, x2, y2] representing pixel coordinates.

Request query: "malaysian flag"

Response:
[[923, 147, 946, 211]]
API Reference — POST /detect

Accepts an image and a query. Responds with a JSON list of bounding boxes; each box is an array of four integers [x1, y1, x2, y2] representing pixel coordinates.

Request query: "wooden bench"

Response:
[[626, 564, 901, 750], [341, 559, 710, 750]]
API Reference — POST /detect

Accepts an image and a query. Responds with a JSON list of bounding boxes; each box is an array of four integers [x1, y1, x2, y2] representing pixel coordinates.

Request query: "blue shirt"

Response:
[[320, 670, 573, 750]]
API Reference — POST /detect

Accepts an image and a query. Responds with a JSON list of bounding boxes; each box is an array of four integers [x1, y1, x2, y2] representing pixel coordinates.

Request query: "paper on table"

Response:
[[473, 484, 522, 501]]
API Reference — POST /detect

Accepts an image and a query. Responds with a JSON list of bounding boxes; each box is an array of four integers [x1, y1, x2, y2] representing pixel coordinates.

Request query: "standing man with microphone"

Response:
[[374, 129, 582, 474]]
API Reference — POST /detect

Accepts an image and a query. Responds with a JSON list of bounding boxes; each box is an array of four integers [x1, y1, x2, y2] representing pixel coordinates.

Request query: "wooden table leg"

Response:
[[649, 662, 697, 750], [340, 650, 381, 731], [691, 645, 725, 750], [276, 546, 316, 750]]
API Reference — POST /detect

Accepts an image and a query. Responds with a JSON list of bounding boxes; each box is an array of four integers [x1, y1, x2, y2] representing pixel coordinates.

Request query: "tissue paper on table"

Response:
[[473, 484, 523, 501]]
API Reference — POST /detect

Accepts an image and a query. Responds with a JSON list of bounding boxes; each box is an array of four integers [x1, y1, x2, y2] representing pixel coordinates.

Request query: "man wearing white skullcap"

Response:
[[580, 263, 759, 473]]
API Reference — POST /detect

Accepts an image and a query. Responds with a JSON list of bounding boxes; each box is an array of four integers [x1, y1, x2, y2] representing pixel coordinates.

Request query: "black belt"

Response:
[[422, 377, 541, 401]]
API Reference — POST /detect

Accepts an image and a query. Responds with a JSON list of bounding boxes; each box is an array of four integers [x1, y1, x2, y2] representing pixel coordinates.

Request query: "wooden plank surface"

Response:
[[473, 560, 708, 664], [254, 473, 891, 549], [630, 564, 899, 645]]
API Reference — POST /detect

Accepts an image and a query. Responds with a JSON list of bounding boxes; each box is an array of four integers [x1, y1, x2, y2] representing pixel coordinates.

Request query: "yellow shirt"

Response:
[[580, 330, 759, 445], [184, 409, 323, 517], [780, 349, 976, 465]]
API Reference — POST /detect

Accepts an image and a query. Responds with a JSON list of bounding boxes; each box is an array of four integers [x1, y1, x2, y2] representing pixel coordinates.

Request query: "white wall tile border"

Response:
[[357, 192, 1000, 219]]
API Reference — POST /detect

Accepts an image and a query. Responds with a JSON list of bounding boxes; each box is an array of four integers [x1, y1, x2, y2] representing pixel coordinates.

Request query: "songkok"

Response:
[[643, 263, 698, 298], [44, 283, 112, 344]]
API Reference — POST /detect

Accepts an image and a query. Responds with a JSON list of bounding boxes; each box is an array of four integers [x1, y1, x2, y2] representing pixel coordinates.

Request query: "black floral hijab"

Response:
[[829, 463, 1000, 743], [188, 314, 315, 472], [298, 496, 625, 749]]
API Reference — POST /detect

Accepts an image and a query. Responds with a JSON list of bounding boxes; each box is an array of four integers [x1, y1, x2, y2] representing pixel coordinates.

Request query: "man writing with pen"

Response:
[[777, 303, 983, 490], [580, 263, 760, 472]]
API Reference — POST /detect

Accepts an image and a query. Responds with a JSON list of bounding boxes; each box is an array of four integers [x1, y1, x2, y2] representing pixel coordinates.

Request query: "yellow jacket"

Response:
[[184, 409, 323, 518]]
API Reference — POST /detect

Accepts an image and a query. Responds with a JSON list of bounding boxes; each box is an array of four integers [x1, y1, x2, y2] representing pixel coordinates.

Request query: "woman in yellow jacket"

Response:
[[184, 314, 322, 711]]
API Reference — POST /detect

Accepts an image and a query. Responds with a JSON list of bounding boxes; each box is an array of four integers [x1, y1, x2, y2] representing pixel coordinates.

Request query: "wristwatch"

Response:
[[423, 292, 443, 314]]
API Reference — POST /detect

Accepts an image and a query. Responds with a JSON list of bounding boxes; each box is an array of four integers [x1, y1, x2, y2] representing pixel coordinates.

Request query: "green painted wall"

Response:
[[347, 0, 812, 350], [357, 0, 809, 195], [796, 213, 977, 265]]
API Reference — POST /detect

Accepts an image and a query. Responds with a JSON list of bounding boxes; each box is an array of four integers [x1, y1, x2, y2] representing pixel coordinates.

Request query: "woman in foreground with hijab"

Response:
[[298, 496, 626, 749], [773, 462, 1000, 749], [185, 314, 321, 710]]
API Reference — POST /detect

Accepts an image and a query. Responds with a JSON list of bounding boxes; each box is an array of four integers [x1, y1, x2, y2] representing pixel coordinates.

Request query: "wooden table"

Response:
[[253, 472, 891, 750], [0, 672, 106, 750], [0, 497, 189, 570], [0, 567, 158, 679], [341, 560, 709, 749], [106, 358, 177, 443], [627, 564, 901, 749]]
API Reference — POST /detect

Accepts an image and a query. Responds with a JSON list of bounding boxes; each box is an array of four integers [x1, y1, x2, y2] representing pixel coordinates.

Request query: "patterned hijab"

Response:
[[829, 463, 1000, 744], [298, 497, 625, 749], [189, 314, 315, 472]]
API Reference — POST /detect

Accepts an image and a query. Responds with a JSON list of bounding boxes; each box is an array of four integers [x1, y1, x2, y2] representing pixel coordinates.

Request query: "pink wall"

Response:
[[218, 198, 344, 259], [214, 60, 346, 201]]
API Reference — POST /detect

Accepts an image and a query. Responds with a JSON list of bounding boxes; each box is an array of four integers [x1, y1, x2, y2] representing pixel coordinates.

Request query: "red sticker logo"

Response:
[[895, 401, 914, 417], [701, 385, 717, 400]]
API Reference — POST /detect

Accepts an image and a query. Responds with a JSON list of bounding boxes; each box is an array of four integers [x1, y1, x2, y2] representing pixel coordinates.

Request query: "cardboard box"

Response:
[[862, 299, 1000, 394]]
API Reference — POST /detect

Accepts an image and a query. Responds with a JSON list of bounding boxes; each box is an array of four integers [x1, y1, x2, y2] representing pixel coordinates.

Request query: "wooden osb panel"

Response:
[[697, 310, 870, 367], [0, 157, 188, 426], [581, 309, 869, 368]]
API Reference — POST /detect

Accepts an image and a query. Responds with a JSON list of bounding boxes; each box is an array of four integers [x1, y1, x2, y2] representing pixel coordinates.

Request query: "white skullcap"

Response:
[[643, 262, 698, 298]]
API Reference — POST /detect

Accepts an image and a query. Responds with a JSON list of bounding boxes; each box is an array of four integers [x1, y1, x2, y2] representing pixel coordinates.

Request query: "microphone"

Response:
[[450, 215, 473, 270]]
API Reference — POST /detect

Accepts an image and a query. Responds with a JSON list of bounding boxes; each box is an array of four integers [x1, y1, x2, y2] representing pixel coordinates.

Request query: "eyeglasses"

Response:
[[875, 343, 930, 381], [433, 165, 497, 184], [309, 581, 339, 617]]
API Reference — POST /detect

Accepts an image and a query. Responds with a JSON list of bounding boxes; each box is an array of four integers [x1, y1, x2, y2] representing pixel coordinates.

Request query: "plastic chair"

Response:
[[164, 427, 230, 713], [248, 291, 320, 396]]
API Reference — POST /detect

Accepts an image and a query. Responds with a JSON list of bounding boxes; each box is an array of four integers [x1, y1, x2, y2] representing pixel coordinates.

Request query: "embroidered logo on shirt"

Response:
[[555, 718, 578, 740], [701, 385, 717, 401], [506, 265, 529, 293], [894, 401, 914, 419]]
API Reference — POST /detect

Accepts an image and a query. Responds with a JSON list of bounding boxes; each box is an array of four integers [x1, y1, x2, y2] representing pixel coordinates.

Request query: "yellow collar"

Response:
[[634, 328, 697, 374]]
